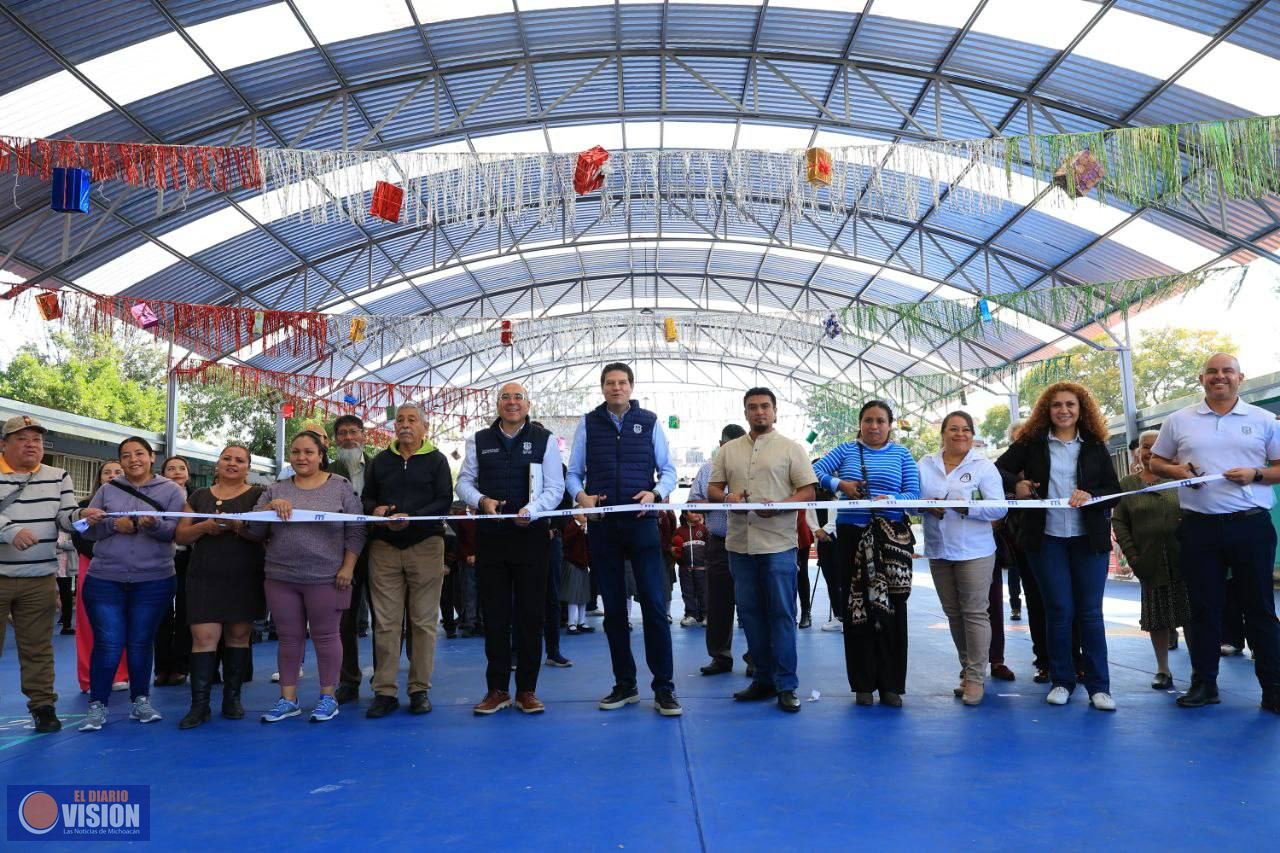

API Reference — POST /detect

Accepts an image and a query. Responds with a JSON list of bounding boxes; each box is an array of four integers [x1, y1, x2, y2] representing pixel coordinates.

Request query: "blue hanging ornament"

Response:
[[822, 312, 842, 340], [342, 393, 359, 406], [51, 168, 91, 214], [977, 299, 994, 324]]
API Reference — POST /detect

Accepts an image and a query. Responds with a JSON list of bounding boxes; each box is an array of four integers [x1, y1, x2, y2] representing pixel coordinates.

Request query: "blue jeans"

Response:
[[1028, 535, 1109, 695], [82, 575, 177, 704], [728, 548, 799, 692], [588, 515, 674, 693]]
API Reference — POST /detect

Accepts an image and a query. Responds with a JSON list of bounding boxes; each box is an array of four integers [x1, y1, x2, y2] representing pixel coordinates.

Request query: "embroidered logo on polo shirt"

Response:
[[1242, 426, 1253, 435], [960, 473, 972, 482], [632, 424, 643, 434]]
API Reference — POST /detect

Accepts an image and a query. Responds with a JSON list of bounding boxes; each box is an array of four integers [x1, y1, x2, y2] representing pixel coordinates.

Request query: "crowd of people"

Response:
[[1, 353, 1277, 733]]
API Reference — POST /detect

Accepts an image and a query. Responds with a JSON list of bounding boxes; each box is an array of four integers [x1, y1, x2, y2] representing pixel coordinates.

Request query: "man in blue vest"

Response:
[[567, 363, 681, 716], [457, 383, 566, 714]]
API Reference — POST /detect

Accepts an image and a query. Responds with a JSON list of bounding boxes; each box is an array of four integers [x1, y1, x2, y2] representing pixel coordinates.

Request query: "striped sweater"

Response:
[[0, 462, 83, 577], [811, 440, 921, 525]]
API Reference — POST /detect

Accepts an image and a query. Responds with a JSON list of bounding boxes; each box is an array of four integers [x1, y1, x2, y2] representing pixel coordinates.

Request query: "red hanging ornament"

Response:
[[573, 146, 610, 195], [281, 402, 295, 419], [35, 291, 61, 321], [370, 180, 404, 223], [500, 319, 515, 347], [804, 148, 833, 187], [130, 302, 159, 330]]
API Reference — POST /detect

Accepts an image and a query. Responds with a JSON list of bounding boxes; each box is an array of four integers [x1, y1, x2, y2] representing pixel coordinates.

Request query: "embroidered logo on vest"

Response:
[[632, 424, 642, 434], [522, 441, 532, 452]]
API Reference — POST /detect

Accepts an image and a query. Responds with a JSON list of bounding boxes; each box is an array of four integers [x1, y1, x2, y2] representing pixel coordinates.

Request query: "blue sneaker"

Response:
[[309, 694, 339, 723], [260, 697, 301, 723]]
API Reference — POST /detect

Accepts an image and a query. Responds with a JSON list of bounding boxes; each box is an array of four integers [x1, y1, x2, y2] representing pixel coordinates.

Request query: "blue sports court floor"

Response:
[[3, 562, 1279, 850]]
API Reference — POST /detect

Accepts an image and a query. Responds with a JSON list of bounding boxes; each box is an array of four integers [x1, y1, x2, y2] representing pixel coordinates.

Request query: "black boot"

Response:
[[179, 652, 216, 730], [221, 646, 251, 720]]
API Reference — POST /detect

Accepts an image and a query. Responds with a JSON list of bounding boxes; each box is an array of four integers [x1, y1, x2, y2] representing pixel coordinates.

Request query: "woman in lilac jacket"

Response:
[[77, 436, 187, 732]]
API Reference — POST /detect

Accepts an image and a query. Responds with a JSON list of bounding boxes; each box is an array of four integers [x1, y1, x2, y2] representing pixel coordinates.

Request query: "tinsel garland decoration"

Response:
[[2, 114, 1278, 230], [171, 358, 491, 427]]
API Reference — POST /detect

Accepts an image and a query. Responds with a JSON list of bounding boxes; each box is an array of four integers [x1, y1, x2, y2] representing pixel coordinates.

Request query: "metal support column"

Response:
[[163, 339, 178, 459], [1006, 389, 1019, 426], [1117, 345, 1139, 448], [274, 407, 286, 476]]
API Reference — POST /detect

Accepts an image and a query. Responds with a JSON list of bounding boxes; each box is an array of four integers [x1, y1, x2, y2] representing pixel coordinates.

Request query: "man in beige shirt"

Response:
[[709, 388, 817, 713]]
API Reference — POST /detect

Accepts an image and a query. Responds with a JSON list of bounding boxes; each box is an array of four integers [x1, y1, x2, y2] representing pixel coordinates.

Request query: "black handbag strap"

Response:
[[0, 473, 34, 515], [857, 441, 876, 520], [106, 479, 165, 513]]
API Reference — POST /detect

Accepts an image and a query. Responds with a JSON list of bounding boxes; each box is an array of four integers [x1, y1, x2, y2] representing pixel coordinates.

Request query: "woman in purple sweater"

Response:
[[78, 437, 188, 732], [249, 431, 365, 724]]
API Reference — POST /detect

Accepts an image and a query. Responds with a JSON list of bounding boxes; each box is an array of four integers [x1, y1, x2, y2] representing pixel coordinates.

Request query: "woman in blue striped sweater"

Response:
[[812, 401, 921, 708]]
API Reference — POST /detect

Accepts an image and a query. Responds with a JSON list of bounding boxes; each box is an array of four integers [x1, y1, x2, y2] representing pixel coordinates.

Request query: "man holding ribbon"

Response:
[[1149, 353, 1280, 713], [456, 384, 566, 715], [567, 363, 681, 716]]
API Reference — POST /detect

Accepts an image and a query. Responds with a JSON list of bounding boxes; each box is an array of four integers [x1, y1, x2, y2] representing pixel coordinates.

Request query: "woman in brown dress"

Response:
[[174, 444, 266, 729]]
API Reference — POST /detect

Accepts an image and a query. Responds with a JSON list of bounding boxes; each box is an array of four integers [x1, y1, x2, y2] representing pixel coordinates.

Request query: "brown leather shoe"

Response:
[[473, 690, 511, 715], [991, 664, 1016, 681], [515, 691, 545, 714]]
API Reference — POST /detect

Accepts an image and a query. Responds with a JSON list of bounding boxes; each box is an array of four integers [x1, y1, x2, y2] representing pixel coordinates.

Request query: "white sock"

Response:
[[568, 604, 583, 624]]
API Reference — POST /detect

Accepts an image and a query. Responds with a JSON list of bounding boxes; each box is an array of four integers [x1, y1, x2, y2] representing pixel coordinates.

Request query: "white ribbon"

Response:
[[72, 474, 1222, 530]]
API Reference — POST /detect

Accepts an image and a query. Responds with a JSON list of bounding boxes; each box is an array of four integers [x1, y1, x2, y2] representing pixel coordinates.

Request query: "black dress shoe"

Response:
[[31, 705, 61, 734], [409, 690, 432, 714], [334, 684, 360, 705], [798, 614, 812, 629], [777, 691, 801, 712], [879, 691, 903, 708], [1262, 691, 1280, 714], [700, 660, 732, 676], [1176, 682, 1220, 708], [654, 690, 683, 716], [1169, 633, 1179, 651], [1033, 668, 1050, 684], [734, 682, 778, 701], [366, 694, 401, 718], [1151, 672, 1173, 690]]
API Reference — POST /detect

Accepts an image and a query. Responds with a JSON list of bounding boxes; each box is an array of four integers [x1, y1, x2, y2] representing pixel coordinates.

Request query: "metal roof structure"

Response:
[[2, 0, 1279, 412]]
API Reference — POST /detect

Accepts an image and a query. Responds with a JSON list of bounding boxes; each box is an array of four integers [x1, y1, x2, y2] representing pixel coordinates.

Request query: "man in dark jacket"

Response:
[[362, 403, 454, 718], [331, 414, 376, 705], [567, 363, 681, 716]]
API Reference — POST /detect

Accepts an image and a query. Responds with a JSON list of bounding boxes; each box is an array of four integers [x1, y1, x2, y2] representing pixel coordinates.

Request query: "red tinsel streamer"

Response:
[[0, 136, 263, 193]]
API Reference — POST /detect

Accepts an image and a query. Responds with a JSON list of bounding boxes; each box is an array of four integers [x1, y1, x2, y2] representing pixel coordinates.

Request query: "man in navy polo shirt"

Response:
[[457, 383, 566, 715], [567, 363, 681, 716], [1150, 353, 1280, 712]]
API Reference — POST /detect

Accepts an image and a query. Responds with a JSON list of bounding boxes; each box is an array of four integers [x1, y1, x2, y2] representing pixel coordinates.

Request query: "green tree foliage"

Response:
[[896, 421, 941, 460], [1018, 328, 1238, 417], [978, 404, 1011, 445], [804, 383, 861, 456]]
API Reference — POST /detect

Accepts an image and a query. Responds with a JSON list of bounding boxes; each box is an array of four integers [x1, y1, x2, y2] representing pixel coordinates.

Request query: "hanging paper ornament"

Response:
[[252, 311, 265, 338], [959, 389, 968, 406], [50, 167, 91, 214], [385, 404, 397, 423], [342, 393, 359, 406], [573, 146, 610, 195], [129, 302, 159, 330], [805, 148, 833, 187], [822, 312, 841, 340], [977, 299, 994, 324], [898, 418, 912, 432], [805, 430, 819, 444], [667, 415, 680, 429], [350, 317, 368, 343], [500, 319, 515, 347], [370, 180, 404, 223], [281, 402, 295, 419], [1053, 150, 1104, 198], [663, 317, 678, 343], [35, 291, 61, 321]]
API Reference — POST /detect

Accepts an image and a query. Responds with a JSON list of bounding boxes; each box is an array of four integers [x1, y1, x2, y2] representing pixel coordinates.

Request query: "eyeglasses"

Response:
[[499, 393, 527, 402]]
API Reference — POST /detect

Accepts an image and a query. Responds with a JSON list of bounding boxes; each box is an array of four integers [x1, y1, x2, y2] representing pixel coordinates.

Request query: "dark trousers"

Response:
[[56, 575, 74, 630], [441, 562, 459, 634], [153, 553, 191, 676], [1016, 548, 1049, 669], [817, 538, 841, 619], [797, 548, 811, 620], [1007, 561, 1023, 610], [837, 525, 907, 694], [1222, 574, 1248, 650], [477, 529, 548, 694], [83, 575, 176, 703], [704, 533, 735, 665], [1179, 511, 1280, 690], [544, 533, 563, 659], [988, 562, 1005, 665], [339, 550, 373, 689], [590, 514, 674, 693]]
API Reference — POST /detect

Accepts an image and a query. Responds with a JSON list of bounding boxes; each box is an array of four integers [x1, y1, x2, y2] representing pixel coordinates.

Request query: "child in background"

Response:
[[672, 511, 708, 627], [560, 515, 594, 633]]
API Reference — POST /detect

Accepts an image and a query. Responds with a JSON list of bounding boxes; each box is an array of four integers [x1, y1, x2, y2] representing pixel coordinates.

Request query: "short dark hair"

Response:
[[1128, 436, 1140, 451], [600, 362, 634, 386], [720, 423, 746, 442], [940, 411, 974, 434], [334, 414, 364, 433], [859, 399, 894, 423], [118, 436, 154, 457], [743, 387, 776, 407]]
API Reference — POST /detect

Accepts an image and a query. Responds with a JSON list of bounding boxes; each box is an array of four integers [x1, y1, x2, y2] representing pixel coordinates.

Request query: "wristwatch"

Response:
[[1253, 469, 1265, 483]]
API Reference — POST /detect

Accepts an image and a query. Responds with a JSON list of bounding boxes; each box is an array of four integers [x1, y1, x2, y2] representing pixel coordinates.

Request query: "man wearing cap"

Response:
[[0, 415, 104, 733], [1149, 354, 1280, 713]]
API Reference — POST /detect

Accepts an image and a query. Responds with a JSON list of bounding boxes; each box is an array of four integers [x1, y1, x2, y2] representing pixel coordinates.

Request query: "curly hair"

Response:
[[1018, 381, 1110, 444]]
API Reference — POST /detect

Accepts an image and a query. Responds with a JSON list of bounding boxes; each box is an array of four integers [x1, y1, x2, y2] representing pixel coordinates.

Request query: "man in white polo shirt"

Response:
[[1149, 353, 1280, 713]]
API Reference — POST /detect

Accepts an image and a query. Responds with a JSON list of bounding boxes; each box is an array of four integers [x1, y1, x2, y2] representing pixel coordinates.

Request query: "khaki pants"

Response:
[[368, 537, 447, 696], [0, 575, 59, 710], [930, 555, 995, 684]]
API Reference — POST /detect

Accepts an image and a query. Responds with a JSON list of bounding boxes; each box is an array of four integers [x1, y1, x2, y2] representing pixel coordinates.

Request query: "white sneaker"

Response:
[[1090, 692, 1116, 711], [820, 619, 843, 633], [111, 681, 128, 692], [679, 616, 697, 627], [1220, 644, 1240, 656], [1045, 686, 1070, 705]]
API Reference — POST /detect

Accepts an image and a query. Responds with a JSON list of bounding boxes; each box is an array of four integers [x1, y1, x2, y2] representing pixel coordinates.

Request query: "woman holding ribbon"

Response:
[[77, 437, 187, 732], [996, 383, 1121, 711], [246, 431, 365, 724], [918, 411, 1007, 706], [174, 444, 266, 729], [812, 400, 920, 708], [1112, 430, 1188, 690]]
